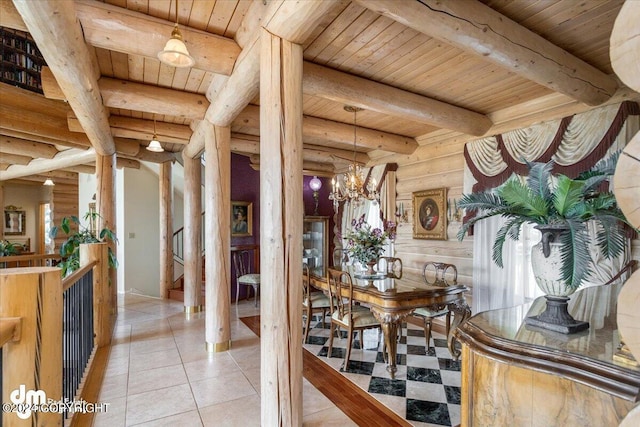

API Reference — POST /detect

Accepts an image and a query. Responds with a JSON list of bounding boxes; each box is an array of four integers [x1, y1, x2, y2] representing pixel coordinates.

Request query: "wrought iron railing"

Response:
[[61, 262, 96, 408]]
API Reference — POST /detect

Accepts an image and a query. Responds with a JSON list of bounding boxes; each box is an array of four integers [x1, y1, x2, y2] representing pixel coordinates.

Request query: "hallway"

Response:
[[93, 293, 355, 426]]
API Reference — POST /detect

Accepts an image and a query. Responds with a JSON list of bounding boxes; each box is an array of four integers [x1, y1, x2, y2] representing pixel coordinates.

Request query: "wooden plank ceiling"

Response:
[[0, 0, 636, 182]]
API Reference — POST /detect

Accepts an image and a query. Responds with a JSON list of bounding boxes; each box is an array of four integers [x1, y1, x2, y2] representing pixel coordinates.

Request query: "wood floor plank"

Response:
[[239, 315, 411, 427]]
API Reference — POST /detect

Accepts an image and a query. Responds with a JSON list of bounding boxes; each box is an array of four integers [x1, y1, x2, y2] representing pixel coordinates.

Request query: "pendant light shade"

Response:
[[157, 24, 195, 68], [158, 0, 194, 68], [146, 139, 164, 152], [147, 117, 165, 152], [43, 178, 55, 186]]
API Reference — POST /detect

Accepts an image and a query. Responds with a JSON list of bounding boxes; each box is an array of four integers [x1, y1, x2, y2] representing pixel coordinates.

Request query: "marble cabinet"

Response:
[[456, 283, 640, 426]]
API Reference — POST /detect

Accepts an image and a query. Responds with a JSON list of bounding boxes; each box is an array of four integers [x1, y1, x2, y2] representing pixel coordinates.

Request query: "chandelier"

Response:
[[329, 106, 379, 212]]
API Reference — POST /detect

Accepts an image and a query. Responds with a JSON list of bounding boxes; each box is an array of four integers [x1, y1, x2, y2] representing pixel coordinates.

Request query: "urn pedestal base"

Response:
[[524, 295, 589, 334]]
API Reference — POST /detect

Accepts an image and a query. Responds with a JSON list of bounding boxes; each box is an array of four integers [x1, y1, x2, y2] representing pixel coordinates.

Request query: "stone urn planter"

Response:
[[524, 225, 589, 334]]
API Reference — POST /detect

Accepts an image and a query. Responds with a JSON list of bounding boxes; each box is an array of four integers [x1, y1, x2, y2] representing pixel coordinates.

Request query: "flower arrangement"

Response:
[[345, 214, 395, 265]]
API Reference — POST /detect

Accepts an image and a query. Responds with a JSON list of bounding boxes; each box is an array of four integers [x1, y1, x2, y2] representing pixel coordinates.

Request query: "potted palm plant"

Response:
[[457, 152, 636, 333]]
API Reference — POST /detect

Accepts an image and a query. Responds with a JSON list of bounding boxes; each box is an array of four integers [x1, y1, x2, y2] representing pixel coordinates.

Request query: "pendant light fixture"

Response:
[[43, 177, 55, 186], [329, 106, 379, 213], [147, 116, 165, 152], [157, 0, 195, 68]]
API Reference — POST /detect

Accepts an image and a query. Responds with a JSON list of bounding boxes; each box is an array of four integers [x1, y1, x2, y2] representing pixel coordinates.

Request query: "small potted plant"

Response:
[[50, 212, 118, 277], [0, 239, 17, 257], [457, 152, 637, 332]]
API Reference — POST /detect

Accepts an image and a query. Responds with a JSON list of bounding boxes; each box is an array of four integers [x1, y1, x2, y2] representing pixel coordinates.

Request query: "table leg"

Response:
[[380, 321, 399, 378], [371, 308, 413, 379], [447, 298, 471, 359]]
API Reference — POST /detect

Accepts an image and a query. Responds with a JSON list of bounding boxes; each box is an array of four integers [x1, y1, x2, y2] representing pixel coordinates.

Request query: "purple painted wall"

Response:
[[230, 154, 335, 302], [231, 153, 260, 247]]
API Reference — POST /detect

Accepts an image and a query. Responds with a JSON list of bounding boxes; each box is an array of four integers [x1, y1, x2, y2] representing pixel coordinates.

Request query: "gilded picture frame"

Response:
[[412, 188, 447, 240], [231, 201, 253, 237]]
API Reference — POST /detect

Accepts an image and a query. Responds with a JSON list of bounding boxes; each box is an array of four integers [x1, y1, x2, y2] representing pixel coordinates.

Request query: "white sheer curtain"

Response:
[[472, 216, 543, 313]]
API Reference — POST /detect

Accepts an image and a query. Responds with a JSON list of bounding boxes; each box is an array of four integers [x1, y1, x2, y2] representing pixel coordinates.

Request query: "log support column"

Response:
[[183, 155, 203, 313], [159, 161, 173, 299], [204, 124, 231, 352], [259, 28, 304, 426], [96, 153, 116, 315]]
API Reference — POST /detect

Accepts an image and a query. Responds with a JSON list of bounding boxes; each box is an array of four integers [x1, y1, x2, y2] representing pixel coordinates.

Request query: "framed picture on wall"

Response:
[[4, 206, 26, 236], [231, 201, 253, 237], [412, 188, 447, 240]]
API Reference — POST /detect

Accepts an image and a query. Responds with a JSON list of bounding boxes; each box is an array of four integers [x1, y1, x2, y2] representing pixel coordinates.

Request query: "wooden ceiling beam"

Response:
[[67, 113, 192, 145], [74, 0, 240, 76], [0, 128, 81, 150], [19, 174, 78, 186], [0, 152, 32, 165], [62, 164, 96, 175], [302, 62, 492, 136], [12, 0, 115, 155], [0, 0, 26, 31], [0, 148, 96, 181], [236, 105, 416, 154], [0, 105, 93, 147], [183, 0, 339, 159], [355, 0, 617, 106], [98, 77, 208, 120], [0, 135, 59, 158], [230, 133, 369, 166]]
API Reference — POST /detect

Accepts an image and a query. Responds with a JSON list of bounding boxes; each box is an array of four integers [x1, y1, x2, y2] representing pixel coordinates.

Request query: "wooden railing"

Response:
[[0, 243, 111, 426], [172, 211, 205, 264], [0, 253, 61, 268]]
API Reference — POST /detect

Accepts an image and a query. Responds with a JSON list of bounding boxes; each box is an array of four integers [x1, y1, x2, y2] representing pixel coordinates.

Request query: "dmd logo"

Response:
[[9, 384, 47, 419]]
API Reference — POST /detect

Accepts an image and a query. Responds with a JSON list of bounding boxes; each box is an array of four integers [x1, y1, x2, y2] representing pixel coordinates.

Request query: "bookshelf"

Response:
[[1, 27, 46, 94]]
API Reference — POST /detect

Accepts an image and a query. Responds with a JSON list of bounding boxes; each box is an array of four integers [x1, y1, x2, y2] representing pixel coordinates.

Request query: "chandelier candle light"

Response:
[[329, 106, 380, 212]]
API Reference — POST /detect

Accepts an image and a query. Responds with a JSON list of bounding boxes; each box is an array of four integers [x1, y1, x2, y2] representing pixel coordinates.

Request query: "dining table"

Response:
[[309, 265, 471, 378]]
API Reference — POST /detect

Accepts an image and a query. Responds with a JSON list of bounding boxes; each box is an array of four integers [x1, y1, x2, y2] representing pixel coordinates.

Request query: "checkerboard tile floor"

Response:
[[303, 315, 461, 427]]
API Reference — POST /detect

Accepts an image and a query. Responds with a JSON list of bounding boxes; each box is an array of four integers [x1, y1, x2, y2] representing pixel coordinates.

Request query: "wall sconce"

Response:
[[448, 198, 463, 222], [309, 176, 322, 216], [395, 202, 408, 223]]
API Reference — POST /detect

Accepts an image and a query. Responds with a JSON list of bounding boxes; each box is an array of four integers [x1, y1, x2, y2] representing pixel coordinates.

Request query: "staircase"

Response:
[[168, 212, 206, 303], [168, 261, 206, 303]]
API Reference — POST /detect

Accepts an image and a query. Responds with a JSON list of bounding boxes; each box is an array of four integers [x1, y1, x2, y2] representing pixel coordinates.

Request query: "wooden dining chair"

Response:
[[232, 250, 261, 307], [326, 268, 380, 370], [376, 256, 403, 278], [332, 248, 350, 266], [413, 262, 456, 350], [302, 263, 332, 343]]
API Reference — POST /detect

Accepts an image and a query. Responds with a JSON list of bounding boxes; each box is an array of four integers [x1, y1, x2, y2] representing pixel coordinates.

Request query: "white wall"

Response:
[[3, 183, 52, 251], [81, 161, 185, 298]]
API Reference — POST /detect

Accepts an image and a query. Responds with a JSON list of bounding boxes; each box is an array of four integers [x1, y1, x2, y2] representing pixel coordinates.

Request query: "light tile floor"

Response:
[[93, 292, 356, 426]]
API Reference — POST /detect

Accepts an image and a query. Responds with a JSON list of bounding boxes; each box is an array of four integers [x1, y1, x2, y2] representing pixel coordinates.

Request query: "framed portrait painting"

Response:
[[231, 201, 252, 237], [4, 206, 26, 236], [412, 188, 447, 240]]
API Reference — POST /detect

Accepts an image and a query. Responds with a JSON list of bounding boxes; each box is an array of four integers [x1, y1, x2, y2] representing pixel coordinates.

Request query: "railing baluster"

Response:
[[61, 266, 96, 414]]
